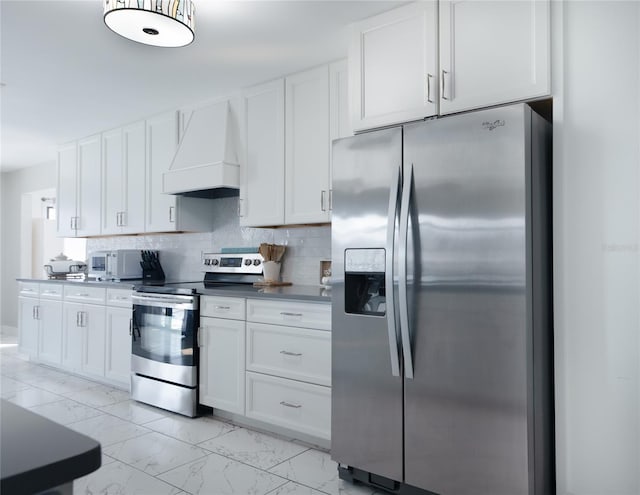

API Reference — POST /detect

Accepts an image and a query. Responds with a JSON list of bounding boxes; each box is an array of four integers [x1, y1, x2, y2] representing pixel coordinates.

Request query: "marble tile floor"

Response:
[[0, 341, 384, 495]]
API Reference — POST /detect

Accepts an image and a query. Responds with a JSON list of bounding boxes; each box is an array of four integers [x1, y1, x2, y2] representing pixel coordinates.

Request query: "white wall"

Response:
[[1, 162, 57, 329], [554, 2, 640, 494]]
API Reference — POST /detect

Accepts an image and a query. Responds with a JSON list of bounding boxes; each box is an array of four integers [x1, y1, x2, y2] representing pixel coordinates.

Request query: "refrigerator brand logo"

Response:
[[482, 119, 505, 131]]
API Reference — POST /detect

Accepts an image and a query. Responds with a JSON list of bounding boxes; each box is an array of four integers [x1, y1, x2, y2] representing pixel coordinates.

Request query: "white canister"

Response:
[[262, 261, 281, 282]]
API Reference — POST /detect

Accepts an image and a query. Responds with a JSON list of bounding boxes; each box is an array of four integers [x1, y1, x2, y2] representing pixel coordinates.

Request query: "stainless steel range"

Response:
[[130, 251, 264, 417]]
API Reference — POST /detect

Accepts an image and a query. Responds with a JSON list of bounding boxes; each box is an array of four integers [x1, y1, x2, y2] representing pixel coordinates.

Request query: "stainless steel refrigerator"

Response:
[[331, 103, 554, 495]]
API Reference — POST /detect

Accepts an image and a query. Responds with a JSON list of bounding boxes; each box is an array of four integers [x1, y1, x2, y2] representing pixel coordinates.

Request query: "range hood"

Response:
[[163, 100, 240, 198]]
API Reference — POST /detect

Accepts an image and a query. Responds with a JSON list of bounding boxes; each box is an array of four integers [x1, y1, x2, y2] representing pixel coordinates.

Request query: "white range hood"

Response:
[[163, 99, 240, 197]]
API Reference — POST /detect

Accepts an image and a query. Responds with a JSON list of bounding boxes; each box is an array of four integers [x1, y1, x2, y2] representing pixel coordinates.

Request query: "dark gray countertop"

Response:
[[17, 277, 138, 289], [198, 284, 332, 303], [0, 399, 101, 495], [17, 278, 332, 302]]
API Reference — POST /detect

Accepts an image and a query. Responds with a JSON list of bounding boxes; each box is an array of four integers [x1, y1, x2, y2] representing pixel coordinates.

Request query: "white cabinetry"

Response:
[[56, 135, 102, 237], [349, 2, 438, 131], [239, 79, 286, 227], [145, 110, 213, 233], [18, 283, 63, 365], [285, 65, 330, 224], [56, 143, 78, 238], [18, 283, 40, 358], [439, 0, 550, 115], [105, 289, 132, 388], [38, 287, 64, 366], [62, 286, 106, 378], [146, 111, 179, 233], [349, 0, 550, 129], [245, 299, 331, 440], [102, 122, 146, 235], [199, 296, 246, 414]]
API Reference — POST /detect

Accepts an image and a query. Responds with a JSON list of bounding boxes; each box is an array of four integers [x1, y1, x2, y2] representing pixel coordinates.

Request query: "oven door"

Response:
[[131, 293, 198, 367]]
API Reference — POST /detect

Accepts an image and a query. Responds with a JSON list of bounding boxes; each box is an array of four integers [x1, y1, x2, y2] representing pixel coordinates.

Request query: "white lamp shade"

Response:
[[103, 0, 195, 48]]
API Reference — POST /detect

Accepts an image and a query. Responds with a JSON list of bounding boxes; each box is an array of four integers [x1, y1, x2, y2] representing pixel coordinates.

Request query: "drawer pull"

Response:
[[215, 306, 231, 310], [42, 290, 57, 294], [280, 312, 303, 317], [115, 296, 129, 301], [280, 350, 302, 357], [75, 293, 90, 297], [280, 401, 302, 409]]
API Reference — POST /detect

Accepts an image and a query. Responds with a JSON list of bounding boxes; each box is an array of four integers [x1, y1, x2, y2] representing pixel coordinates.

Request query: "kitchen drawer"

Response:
[[106, 288, 133, 308], [19, 282, 40, 297], [63, 285, 106, 304], [39, 284, 64, 300], [245, 371, 331, 440], [246, 322, 331, 386], [246, 299, 331, 331], [200, 296, 246, 320]]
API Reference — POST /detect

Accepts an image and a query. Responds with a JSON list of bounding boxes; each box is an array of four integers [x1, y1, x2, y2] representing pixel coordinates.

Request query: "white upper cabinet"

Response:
[[350, 1, 438, 131], [57, 135, 101, 237], [57, 143, 78, 238], [439, 0, 550, 115], [285, 65, 331, 224], [102, 121, 146, 235], [240, 79, 286, 227], [145, 111, 178, 233], [76, 134, 102, 237]]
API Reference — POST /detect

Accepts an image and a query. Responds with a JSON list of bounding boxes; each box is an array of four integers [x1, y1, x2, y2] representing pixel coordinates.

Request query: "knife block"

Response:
[[140, 251, 165, 282]]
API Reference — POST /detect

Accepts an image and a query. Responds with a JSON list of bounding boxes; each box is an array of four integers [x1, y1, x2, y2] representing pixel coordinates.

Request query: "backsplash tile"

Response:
[[87, 197, 331, 285]]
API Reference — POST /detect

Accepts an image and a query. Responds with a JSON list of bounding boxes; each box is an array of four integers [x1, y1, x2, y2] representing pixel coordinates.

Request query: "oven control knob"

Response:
[[244, 259, 252, 266], [253, 259, 261, 266], [211, 259, 219, 266], [204, 259, 211, 265]]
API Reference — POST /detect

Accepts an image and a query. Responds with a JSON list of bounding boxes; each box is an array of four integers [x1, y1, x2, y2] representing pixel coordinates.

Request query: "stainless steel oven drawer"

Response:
[[131, 373, 197, 418]]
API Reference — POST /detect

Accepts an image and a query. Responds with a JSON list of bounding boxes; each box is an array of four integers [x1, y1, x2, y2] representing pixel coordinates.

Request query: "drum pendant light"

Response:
[[103, 0, 195, 48]]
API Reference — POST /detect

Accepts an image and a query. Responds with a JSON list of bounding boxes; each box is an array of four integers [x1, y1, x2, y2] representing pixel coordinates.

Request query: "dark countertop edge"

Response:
[[1, 445, 101, 495], [1, 400, 101, 495]]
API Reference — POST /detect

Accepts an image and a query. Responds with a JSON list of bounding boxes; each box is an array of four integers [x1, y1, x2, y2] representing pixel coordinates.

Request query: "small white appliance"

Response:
[[88, 249, 142, 281]]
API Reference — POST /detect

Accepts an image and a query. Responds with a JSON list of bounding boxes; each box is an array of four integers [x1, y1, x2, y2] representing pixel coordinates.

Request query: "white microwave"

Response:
[[88, 250, 142, 281]]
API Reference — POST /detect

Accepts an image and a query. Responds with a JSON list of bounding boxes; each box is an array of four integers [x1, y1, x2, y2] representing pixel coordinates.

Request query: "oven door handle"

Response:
[[132, 293, 197, 310]]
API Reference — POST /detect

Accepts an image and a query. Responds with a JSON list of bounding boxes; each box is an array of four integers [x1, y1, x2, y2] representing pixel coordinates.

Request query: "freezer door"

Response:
[[331, 127, 404, 482], [402, 104, 534, 494]]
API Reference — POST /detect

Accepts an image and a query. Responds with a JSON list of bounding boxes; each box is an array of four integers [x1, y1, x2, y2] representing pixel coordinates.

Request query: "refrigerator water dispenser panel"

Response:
[[344, 248, 386, 317]]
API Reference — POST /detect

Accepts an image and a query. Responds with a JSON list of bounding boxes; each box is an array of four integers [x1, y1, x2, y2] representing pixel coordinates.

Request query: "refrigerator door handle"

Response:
[[398, 163, 415, 379], [385, 164, 402, 377]]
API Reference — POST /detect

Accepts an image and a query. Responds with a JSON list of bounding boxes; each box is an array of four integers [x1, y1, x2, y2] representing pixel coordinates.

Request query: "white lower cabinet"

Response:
[[62, 301, 106, 378], [17, 282, 131, 390], [105, 289, 133, 389], [199, 317, 246, 414], [199, 295, 331, 441], [245, 371, 331, 440]]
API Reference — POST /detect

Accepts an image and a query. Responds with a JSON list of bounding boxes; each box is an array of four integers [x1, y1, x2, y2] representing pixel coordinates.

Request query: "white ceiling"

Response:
[[0, 0, 403, 172]]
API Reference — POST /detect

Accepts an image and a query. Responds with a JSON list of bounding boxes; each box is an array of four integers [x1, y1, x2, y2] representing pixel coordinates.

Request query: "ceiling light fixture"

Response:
[[103, 0, 195, 48]]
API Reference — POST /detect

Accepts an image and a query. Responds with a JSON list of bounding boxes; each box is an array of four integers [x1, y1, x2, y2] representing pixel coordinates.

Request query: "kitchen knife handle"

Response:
[[385, 165, 402, 378], [398, 163, 414, 379]]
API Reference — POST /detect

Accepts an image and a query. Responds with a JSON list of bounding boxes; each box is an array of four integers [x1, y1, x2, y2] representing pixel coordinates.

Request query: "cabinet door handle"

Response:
[[321, 190, 327, 212], [280, 350, 302, 357], [169, 206, 175, 223], [32, 306, 37, 320], [280, 401, 302, 409], [76, 311, 81, 327], [329, 189, 333, 211], [129, 318, 133, 336], [237, 199, 244, 217], [426, 73, 434, 103], [280, 312, 303, 318], [36, 306, 40, 320], [441, 70, 450, 101], [120, 211, 126, 227], [82, 311, 87, 327]]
